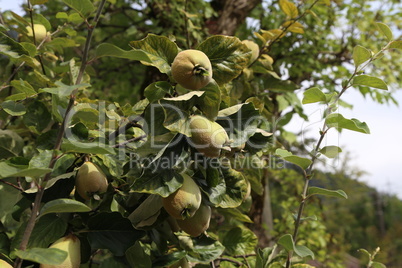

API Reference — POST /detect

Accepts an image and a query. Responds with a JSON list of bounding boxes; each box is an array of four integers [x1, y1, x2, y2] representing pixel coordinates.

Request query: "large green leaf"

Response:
[[11, 214, 67, 250], [39, 198, 91, 217], [0, 100, 26, 116], [87, 212, 145, 256], [0, 161, 52, 179], [353, 45, 372, 68], [325, 113, 370, 134], [186, 236, 225, 264], [221, 226, 258, 255], [129, 34, 179, 74], [95, 43, 151, 62], [62, 0, 95, 18], [389, 40, 402, 50], [10, 79, 37, 96], [196, 80, 221, 120], [61, 139, 116, 154], [14, 248, 67, 265], [207, 165, 248, 208], [197, 36, 251, 85], [352, 75, 388, 90], [302, 87, 326, 104], [130, 168, 183, 198], [144, 81, 172, 103], [0, 32, 39, 67], [126, 241, 152, 268], [40, 81, 90, 98], [128, 194, 162, 229], [217, 102, 261, 147]]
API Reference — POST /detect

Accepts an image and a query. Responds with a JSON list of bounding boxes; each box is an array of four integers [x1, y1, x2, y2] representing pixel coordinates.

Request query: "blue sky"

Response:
[[2, 0, 402, 198]]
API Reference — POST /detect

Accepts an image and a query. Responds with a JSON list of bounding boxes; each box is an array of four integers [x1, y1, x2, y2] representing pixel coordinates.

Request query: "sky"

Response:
[[1, 0, 402, 198]]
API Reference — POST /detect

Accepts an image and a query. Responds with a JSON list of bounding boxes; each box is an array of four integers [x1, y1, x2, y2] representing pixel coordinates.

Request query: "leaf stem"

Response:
[[13, 2, 107, 267]]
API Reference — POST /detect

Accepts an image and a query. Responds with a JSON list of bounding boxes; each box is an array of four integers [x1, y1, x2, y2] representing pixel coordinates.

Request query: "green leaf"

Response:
[[308, 186, 348, 199], [278, 234, 314, 259], [325, 113, 370, 134], [39, 198, 91, 217], [196, 80, 221, 120], [186, 236, 225, 264], [353, 75, 388, 90], [95, 43, 151, 62], [0, 162, 52, 179], [128, 194, 162, 228], [11, 214, 67, 250], [221, 227, 258, 255], [217, 102, 261, 147], [30, 0, 49, 5], [302, 87, 326, 104], [14, 248, 67, 265], [319, 146, 342, 158], [129, 34, 179, 74], [87, 212, 145, 256], [376, 22, 393, 41], [144, 81, 172, 102], [61, 140, 116, 154], [197, 36, 251, 85], [10, 79, 37, 97], [0, 130, 24, 159], [279, 0, 298, 18], [62, 0, 95, 18], [130, 169, 183, 197], [218, 208, 253, 223], [389, 40, 402, 50], [275, 149, 312, 170], [207, 165, 249, 208], [371, 262, 387, 268], [126, 241, 152, 268], [353, 45, 372, 67], [40, 81, 90, 98], [1, 100, 26, 116]]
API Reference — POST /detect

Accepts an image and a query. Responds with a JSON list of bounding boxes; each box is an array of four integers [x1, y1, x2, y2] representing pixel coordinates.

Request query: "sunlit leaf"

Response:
[[197, 36, 251, 85], [302, 87, 326, 104], [96, 43, 151, 62], [319, 146, 342, 158], [389, 41, 402, 50], [275, 149, 312, 170], [221, 227, 258, 255], [353, 45, 371, 68], [1, 100, 26, 116], [308, 186, 348, 199], [62, 0, 95, 18], [279, 0, 298, 18], [39, 198, 91, 217], [325, 113, 370, 134], [130, 34, 179, 74], [353, 75, 388, 90], [278, 234, 314, 259], [376, 22, 393, 41]]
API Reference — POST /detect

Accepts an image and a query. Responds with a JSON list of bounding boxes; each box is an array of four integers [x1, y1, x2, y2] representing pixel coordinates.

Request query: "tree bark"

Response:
[[209, 0, 262, 35]]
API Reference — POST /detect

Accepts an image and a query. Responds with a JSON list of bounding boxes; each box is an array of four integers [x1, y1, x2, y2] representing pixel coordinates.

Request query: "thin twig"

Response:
[[0, 179, 24, 191]]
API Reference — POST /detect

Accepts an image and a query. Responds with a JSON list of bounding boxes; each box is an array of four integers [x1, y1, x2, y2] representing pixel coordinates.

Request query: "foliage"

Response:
[[0, 0, 401, 267]]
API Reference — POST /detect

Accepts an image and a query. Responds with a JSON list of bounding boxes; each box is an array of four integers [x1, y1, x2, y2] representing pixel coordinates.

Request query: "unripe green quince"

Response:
[[177, 203, 211, 237], [171, 49, 212, 90], [0, 259, 13, 268], [189, 115, 230, 158], [26, 24, 50, 43], [75, 161, 108, 200], [40, 234, 81, 268], [162, 173, 201, 220]]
